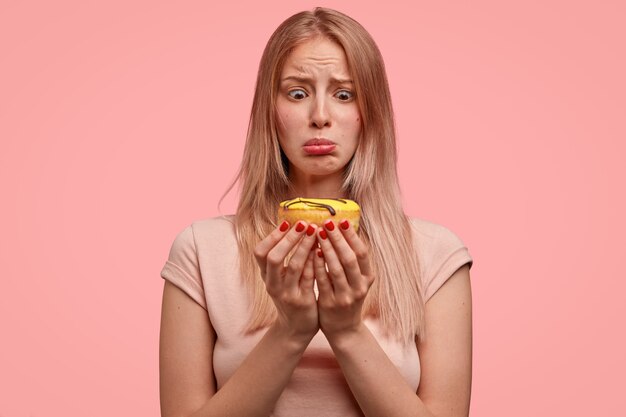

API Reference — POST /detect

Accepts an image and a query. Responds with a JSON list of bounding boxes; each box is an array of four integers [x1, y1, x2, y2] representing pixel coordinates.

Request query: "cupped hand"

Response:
[[254, 220, 320, 341], [314, 219, 375, 341]]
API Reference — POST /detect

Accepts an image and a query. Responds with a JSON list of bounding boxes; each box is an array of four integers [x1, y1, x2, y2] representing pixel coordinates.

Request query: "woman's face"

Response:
[[275, 37, 362, 181]]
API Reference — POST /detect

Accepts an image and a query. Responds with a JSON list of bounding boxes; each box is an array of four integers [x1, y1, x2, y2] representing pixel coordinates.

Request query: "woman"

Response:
[[160, 7, 473, 417]]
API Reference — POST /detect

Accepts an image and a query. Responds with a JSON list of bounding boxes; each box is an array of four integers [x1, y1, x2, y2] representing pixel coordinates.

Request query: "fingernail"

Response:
[[295, 221, 305, 233], [306, 224, 315, 236], [324, 220, 335, 231], [317, 249, 323, 258], [279, 221, 289, 232], [319, 229, 327, 240], [339, 220, 349, 230]]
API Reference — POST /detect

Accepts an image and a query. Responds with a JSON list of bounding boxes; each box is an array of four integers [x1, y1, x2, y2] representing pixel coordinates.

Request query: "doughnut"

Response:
[[278, 198, 360, 232]]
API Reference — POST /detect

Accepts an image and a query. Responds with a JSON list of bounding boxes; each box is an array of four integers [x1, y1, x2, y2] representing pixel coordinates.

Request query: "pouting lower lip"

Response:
[[303, 144, 336, 155]]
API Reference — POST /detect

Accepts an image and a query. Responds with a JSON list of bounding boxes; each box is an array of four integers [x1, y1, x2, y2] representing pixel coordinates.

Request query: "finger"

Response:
[[322, 220, 363, 286], [313, 246, 334, 300], [253, 220, 291, 276], [300, 247, 316, 295], [337, 219, 373, 277], [284, 224, 318, 292], [317, 225, 351, 295], [265, 221, 308, 290]]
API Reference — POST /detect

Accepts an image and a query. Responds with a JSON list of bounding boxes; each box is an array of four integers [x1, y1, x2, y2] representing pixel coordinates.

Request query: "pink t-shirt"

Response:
[[160, 215, 473, 416]]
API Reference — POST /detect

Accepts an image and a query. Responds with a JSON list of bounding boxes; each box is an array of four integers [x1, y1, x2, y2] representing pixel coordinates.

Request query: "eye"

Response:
[[287, 89, 307, 100], [335, 90, 354, 101]]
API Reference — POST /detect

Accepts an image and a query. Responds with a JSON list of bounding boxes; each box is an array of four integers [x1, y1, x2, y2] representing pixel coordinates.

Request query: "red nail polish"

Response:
[[296, 222, 305, 233], [306, 225, 315, 236], [317, 249, 323, 258], [324, 220, 335, 231], [339, 220, 349, 230], [279, 221, 289, 232], [319, 229, 327, 240]]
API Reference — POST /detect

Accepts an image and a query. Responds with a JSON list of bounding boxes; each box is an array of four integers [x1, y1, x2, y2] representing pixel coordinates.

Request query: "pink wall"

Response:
[[1, 0, 624, 415]]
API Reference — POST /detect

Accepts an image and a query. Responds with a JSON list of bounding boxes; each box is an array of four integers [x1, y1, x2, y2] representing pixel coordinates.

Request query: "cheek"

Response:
[[276, 107, 299, 137], [275, 108, 286, 132], [344, 106, 361, 129], [349, 112, 362, 136]]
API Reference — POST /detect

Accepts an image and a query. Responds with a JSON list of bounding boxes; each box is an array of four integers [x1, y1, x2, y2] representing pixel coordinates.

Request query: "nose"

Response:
[[310, 95, 331, 129]]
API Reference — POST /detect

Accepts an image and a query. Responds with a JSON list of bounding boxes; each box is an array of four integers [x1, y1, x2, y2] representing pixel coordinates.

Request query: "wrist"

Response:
[[324, 322, 370, 352], [268, 321, 317, 353]]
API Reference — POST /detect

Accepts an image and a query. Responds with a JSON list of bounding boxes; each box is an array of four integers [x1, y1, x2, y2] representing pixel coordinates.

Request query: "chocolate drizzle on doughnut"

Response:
[[283, 198, 348, 216]]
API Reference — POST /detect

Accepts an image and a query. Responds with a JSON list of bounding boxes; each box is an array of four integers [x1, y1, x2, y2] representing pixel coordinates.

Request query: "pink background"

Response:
[[1, 0, 624, 415]]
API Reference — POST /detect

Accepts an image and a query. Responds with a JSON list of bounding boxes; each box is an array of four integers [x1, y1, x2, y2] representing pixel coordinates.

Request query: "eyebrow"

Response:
[[280, 75, 354, 85]]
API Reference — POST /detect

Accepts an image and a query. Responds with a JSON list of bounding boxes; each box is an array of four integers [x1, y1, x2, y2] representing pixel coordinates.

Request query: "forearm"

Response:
[[327, 324, 436, 417], [190, 323, 313, 417]]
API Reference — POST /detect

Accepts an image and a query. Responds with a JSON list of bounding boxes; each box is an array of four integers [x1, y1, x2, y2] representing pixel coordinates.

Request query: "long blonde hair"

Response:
[[222, 7, 425, 345]]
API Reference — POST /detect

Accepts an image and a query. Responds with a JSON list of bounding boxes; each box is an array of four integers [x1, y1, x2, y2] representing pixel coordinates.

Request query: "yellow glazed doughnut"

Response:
[[278, 198, 361, 232]]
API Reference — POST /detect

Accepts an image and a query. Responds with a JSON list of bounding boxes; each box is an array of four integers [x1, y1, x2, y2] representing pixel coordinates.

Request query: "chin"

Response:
[[303, 160, 345, 176], [287, 153, 349, 178]]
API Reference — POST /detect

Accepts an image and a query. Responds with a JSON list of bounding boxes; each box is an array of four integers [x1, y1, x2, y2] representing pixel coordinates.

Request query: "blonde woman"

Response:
[[160, 7, 473, 417]]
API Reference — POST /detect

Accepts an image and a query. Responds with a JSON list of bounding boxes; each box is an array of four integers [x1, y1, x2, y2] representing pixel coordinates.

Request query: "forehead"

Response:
[[281, 37, 350, 75]]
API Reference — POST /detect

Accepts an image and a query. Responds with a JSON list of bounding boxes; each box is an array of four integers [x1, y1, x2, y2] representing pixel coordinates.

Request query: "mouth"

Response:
[[303, 138, 336, 155]]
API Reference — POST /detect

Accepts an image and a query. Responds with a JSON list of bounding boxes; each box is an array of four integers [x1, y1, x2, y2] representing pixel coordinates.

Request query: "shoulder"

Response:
[[189, 215, 237, 238], [408, 216, 473, 302], [167, 215, 237, 255], [408, 217, 469, 254]]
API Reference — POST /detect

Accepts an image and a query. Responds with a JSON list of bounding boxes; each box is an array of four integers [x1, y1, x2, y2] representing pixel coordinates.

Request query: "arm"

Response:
[[160, 221, 320, 417], [160, 281, 313, 417], [328, 264, 472, 417], [315, 220, 472, 417]]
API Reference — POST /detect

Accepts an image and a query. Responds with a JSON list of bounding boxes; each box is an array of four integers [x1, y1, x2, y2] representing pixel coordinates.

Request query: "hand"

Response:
[[314, 219, 375, 341], [254, 220, 320, 342]]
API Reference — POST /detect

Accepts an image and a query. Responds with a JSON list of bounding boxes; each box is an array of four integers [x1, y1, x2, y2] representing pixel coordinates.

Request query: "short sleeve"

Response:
[[160, 225, 207, 310], [415, 221, 473, 303]]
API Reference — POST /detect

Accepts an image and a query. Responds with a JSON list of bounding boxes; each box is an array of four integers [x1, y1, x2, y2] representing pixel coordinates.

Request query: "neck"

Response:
[[288, 169, 345, 199]]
